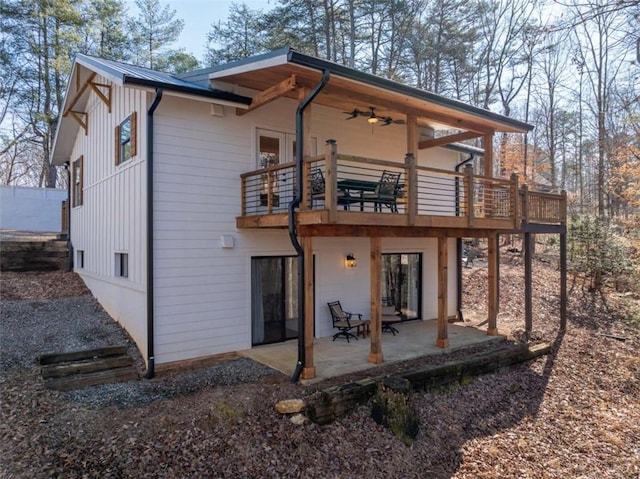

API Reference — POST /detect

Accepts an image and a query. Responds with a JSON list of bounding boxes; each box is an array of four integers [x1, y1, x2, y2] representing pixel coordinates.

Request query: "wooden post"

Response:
[[437, 234, 449, 348], [511, 172, 520, 228], [406, 115, 418, 225], [560, 190, 567, 224], [326, 140, 338, 223], [301, 236, 316, 379], [521, 183, 529, 224], [405, 153, 417, 225], [266, 169, 273, 214], [560, 231, 567, 330], [299, 87, 312, 211], [464, 164, 474, 227], [484, 133, 494, 218], [369, 237, 384, 364], [524, 231, 533, 332], [487, 232, 499, 335]]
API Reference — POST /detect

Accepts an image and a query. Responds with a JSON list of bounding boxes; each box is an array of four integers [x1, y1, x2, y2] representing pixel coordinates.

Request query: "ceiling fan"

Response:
[[343, 106, 405, 126]]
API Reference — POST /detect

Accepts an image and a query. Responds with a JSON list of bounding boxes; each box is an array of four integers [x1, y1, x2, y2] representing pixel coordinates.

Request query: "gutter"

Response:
[[455, 154, 475, 320], [64, 162, 73, 271], [144, 88, 164, 380], [289, 69, 331, 383]]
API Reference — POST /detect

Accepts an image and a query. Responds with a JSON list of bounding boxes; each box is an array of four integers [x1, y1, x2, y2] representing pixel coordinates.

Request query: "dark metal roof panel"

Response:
[[75, 54, 251, 104]]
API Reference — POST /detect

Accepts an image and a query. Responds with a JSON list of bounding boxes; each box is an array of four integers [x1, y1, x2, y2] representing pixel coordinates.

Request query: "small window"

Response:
[[77, 250, 84, 268], [115, 253, 129, 278], [72, 156, 83, 207], [115, 112, 137, 165]]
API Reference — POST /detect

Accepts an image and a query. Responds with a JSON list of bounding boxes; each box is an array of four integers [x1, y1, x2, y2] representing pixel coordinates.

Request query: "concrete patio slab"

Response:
[[239, 320, 503, 383]]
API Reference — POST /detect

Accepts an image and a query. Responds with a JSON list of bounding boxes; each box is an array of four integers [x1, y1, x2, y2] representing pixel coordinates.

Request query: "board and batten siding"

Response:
[[69, 77, 148, 355], [152, 94, 461, 365]]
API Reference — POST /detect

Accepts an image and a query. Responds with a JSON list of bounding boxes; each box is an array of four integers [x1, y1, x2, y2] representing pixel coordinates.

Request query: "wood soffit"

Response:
[[219, 63, 520, 134]]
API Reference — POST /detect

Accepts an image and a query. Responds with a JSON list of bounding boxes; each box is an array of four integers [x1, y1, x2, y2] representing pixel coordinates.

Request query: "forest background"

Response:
[[1, 0, 639, 297]]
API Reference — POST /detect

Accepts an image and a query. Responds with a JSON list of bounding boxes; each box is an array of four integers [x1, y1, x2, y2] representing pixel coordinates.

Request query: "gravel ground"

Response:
[[1, 252, 639, 478]]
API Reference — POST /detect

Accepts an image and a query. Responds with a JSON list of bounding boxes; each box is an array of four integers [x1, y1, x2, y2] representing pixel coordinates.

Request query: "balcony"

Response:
[[237, 143, 566, 233]]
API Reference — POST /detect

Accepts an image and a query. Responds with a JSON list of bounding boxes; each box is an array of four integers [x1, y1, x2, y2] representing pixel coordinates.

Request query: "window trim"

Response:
[[115, 111, 137, 166], [72, 155, 83, 207], [76, 250, 84, 268]]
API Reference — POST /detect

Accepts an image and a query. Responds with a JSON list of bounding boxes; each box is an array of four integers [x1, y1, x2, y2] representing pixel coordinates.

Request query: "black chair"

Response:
[[327, 301, 368, 342], [362, 170, 401, 212], [381, 297, 402, 335], [310, 168, 351, 210]]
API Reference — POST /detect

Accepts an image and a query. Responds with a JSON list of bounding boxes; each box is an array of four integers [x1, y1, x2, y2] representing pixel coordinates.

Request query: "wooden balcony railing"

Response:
[[239, 142, 566, 229]]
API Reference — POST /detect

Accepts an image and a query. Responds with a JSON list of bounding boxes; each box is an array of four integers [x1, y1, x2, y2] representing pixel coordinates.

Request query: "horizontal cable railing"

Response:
[[239, 143, 566, 227]]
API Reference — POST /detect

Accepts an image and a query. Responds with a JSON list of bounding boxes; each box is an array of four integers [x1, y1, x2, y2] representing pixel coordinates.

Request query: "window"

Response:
[[115, 253, 128, 278], [115, 112, 137, 165], [72, 156, 83, 207], [76, 250, 84, 268]]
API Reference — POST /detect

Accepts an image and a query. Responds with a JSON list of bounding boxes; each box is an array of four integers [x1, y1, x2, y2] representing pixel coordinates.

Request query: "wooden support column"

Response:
[[524, 232, 533, 332], [437, 234, 449, 348], [560, 231, 567, 330], [406, 115, 418, 225], [301, 236, 316, 379], [483, 133, 494, 177], [487, 232, 499, 335], [369, 237, 384, 364]]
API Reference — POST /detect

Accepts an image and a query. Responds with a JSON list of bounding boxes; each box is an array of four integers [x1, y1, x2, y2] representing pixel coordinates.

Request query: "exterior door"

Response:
[[251, 256, 299, 345], [381, 253, 422, 320]]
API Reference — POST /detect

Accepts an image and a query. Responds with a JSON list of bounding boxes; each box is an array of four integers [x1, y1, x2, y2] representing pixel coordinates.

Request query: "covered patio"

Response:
[[239, 320, 503, 383]]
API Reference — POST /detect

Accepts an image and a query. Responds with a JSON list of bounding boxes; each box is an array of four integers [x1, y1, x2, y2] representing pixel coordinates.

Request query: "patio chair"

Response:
[[362, 170, 402, 212], [381, 297, 402, 335], [327, 301, 368, 342], [310, 168, 351, 210]]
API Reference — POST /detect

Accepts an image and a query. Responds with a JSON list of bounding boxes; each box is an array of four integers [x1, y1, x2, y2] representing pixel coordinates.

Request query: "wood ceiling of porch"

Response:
[[213, 63, 522, 134]]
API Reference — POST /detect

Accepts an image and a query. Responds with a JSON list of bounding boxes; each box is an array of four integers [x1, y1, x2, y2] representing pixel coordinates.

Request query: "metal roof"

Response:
[[211, 47, 533, 133], [75, 54, 251, 104]]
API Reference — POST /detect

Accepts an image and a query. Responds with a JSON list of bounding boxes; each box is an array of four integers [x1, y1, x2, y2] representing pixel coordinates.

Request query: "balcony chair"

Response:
[[327, 301, 369, 342], [362, 170, 402, 212], [310, 168, 351, 210]]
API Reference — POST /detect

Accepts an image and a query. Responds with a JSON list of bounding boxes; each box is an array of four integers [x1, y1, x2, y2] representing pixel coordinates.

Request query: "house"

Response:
[[51, 47, 567, 381]]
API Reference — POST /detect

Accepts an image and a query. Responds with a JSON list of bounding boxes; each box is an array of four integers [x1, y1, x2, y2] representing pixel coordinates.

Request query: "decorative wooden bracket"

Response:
[[62, 68, 113, 134], [418, 131, 483, 149], [68, 111, 88, 135], [89, 82, 112, 112], [236, 75, 298, 116]]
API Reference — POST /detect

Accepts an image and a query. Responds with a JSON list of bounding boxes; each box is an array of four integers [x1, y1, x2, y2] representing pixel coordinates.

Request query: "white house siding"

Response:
[[69, 77, 148, 356], [152, 94, 460, 364]]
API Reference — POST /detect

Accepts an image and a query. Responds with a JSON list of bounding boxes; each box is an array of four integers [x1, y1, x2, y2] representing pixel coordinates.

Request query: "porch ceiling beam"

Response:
[[297, 224, 516, 238], [321, 83, 494, 134], [63, 71, 97, 117], [418, 131, 482, 150], [236, 74, 297, 116]]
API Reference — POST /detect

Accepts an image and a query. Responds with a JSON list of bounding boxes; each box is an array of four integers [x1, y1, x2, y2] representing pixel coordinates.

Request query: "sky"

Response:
[[127, 0, 276, 61]]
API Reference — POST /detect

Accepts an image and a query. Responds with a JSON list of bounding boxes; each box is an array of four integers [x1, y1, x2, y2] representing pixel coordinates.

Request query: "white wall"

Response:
[[0, 185, 66, 232], [68, 75, 148, 357], [151, 93, 460, 364]]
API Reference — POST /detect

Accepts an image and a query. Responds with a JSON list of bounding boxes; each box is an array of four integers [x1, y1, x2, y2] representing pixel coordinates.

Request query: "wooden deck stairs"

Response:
[[38, 346, 139, 391]]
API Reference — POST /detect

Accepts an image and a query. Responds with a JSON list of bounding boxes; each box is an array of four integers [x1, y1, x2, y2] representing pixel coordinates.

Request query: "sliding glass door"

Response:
[[251, 256, 299, 345], [381, 253, 422, 320]]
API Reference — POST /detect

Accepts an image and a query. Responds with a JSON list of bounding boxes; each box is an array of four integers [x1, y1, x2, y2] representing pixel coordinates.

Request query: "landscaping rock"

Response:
[[275, 398, 305, 414]]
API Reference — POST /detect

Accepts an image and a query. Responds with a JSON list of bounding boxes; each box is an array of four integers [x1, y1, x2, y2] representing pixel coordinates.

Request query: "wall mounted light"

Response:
[[345, 254, 357, 268]]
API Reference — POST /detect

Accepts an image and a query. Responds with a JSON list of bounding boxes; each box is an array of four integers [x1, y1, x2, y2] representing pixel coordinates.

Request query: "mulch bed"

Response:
[[1, 252, 638, 478]]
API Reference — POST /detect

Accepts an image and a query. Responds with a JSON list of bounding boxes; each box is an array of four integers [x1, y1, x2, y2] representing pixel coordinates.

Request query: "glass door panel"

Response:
[[381, 253, 422, 320], [251, 256, 299, 345]]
